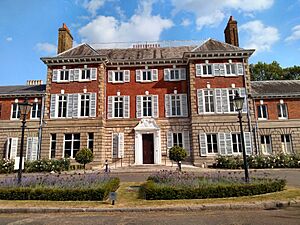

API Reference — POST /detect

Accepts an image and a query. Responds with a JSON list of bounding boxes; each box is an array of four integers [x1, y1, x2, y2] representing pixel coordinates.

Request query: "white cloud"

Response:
[[285, 25, 300, 42], [83, 0, 106, 17], [171, 0, 274, 30], [35, 42, 57, 54], [240, 20, 279, 52], [181, 18, 191, 27], [6, 37, 13, 42], [78, 0, 173, 44]]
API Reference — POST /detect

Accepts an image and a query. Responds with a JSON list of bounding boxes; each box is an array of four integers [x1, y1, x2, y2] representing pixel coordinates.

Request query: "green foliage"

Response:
[[250, 61, 300, 81], [169, 146, 187, 163], [0, 159, 15, 174], [216, 153, 300, 169], [141, 178, 286, 200], [0, 177, 120, 201], [24, 158, 70, 173], [75, 148, 94, 170]]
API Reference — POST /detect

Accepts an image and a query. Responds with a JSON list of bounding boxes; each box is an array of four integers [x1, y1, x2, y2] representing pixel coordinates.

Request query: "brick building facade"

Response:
[[0, 17, 299, 167]]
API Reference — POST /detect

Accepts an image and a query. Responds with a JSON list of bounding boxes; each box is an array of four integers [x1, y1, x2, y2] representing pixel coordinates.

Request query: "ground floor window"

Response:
[[281, 134, 293, 154], [232, 133, 242, 154], [206, 134, 218, 154], [261, 135, 272, 155], [172, 133, 183, 148], [64, 133, 80, 158], [50, 134, 56, 158], [88, 133, 94, 152]]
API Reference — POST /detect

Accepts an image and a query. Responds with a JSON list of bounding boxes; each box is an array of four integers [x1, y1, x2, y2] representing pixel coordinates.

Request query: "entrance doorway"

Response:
[[142, 134, 154, 164]]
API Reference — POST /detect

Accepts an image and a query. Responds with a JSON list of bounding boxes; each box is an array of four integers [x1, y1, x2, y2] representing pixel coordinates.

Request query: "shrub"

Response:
[[141, 170, 286, 200], [216, 153, 300, 169], [0, 173, 120, 201], [0, 159, 15, 174], [75, 148, 94, 171], [24, 158, 70, 173], [169, 146, 187, 171]]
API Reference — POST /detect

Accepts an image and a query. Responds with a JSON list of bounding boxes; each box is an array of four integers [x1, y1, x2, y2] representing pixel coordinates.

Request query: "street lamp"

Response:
[[233, 91, 250, 183], [17, 98, 32, 184]]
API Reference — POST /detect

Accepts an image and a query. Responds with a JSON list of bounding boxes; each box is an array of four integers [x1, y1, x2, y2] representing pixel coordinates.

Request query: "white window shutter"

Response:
[[118, 133, 124, 158], [239, 88, 247, 113], [50, 94, 57, 118], [52, 70, 58, 82], [74, 69, 80, 81], [67, 94, 73, 118], [72, 94, 79, 117], [108, 71, 113, 83], [199, 133, 207, 156], [26, 137, 32, 161], [91, 68, 97, 80], [237, 63, 244, 75], [10, 138, 18, 160], [107, 96, 113, 119], [222, 89, 229, 113], [136, 70, 141, 82], [152, 69, 158, 81], [124, 70, 130, 82], [244, 132, 252, 155], [164, 69, 170, 81], [167, 132, 173, 149], [225, 133, 233, 155], [5, 138, 10, 160], [196, 64, 202, 76], [220, 64, 225, 75], [215, 89, 222, 113], [136, 95, 142, 118], [164, 94, 171, 117], [214, 64, 220, 76], [152, 95, 159, 118], [183, 131, 190, 156], [180, 68, 186, 80], [32, 137, 38, 161], [69, 69, 74, 81], [218, 133, 226, 155], [124, 96, 130, 118], [197, 89, 204, 114], [90, 93, 97, 117], [181, 94, 188, 117], [112, 133, 119, 158]]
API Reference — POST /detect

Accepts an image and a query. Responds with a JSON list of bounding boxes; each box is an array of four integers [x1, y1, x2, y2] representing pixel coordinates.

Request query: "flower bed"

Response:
[[141, 170, 286, 200], [216, 153, 300, 169], [0, 173, 120, 201]]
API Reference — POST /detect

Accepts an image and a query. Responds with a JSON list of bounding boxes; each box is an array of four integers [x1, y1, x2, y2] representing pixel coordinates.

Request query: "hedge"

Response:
[[141, 178, 286, 200]]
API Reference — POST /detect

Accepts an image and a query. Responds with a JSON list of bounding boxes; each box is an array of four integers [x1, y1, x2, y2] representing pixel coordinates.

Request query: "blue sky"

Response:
[[0, 0, 300, 85]]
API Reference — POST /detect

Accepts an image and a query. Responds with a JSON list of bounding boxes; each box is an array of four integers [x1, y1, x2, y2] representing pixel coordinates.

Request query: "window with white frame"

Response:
[[165, 94, 188, 117], [171, 95, 181, 116], [164, 68, 186, 81], [204, 90, 215, 113], [167, 131, 190, 155], [31, 102, 41, 119], [114, 71, 124, 82], [170, 69, 180, 80], [50, 134, 56, 158], [232, 133, 242, 153], [60, 69, 69, 81], [64, 133, 80, 158], [173, 133, 183, 147], [80, 94, 90, 117], [136, 69, 158, 82], [143, 96, 152, 117], [58, 95, 67, 118], [26, 137, 38, 161], [202, 64, 213, 75], [277, 103, 288, 119], [108, 70, 130, 83], [142, 70, 152, 81], [261, 135, 272, 155], [207, 134, 218, 154], [88, 133, 94, 152], [114, 96, 124, 118], [213, 64, 225, 76], [5, 137, 18, 160], [225, 63, 237, 75], [281, 134, 293, 154], [228, 89, 237, 112], [257, 104, 268, 120], [112, 133, 124, 158], [11, 103, 20, 119], [81, 68, 91, 80]]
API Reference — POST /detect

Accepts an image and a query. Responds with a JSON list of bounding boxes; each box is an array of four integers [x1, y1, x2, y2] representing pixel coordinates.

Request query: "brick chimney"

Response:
[[224, 16, 239, 47], [57, 23, 73, 54]]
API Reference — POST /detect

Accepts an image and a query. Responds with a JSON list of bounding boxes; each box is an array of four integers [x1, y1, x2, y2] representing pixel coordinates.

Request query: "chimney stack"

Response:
[[26, 80, 43, 86], [57, 23, 73, 54], [224, 16, 239, 47]]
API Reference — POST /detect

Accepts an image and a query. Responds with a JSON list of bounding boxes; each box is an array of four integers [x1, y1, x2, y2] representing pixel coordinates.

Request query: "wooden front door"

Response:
[[142, 134, 154, 164]]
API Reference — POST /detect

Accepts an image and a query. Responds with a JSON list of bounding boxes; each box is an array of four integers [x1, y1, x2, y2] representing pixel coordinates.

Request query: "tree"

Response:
[[75, 148, 94, 172], [250, 61, 283, 81], [283, 66, 300, 80], [169, 146, 187, 171]]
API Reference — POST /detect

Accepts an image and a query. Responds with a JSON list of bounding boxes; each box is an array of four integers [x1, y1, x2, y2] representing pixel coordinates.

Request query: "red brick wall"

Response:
[[0, 97, 42, 120], [254, 98, 300, 120], [106, 66, 188, 118]]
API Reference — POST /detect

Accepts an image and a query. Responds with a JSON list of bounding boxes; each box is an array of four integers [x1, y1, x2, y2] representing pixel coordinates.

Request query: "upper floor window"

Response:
[[165, 94, 188, 117], [136, 69, 158, 82], [107, 95, 130, 119], [225, 63, 236, 75], [80, 94, 90, 117], [108, 70, 130, 83], [196, 64, 213, 76], [52, 66, 96, 83], [136, 95, 158, 118], [31, 103, 41, 119], [228, 89, 237, 112], [143, 96, 152, 117], [11, 103, 20, 119], [281, 134, 293, 154], [164, 68, 186, 81], [81, 68, 91, 80], [277, 103, 288, 119], [204, 90, 215, 113], [261, 135, 272, 155], [58, 95, 67, 118], [196, 63, 243, 76], [60, 69, 69, 81], [257, 104, 268, 120]]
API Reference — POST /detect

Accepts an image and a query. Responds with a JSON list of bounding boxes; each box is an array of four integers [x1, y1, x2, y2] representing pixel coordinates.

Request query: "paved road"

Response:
[[0, 205, 299, 225]]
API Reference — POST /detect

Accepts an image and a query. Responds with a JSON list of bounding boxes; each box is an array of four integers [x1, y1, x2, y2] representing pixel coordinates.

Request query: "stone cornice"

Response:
[[184, 50, 255, 60]]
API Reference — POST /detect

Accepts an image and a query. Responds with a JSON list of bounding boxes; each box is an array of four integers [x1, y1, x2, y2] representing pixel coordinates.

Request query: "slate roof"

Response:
[[49, 38, 252, 61], [251, 80, 300, 98], [0, 85, 46, 97]]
